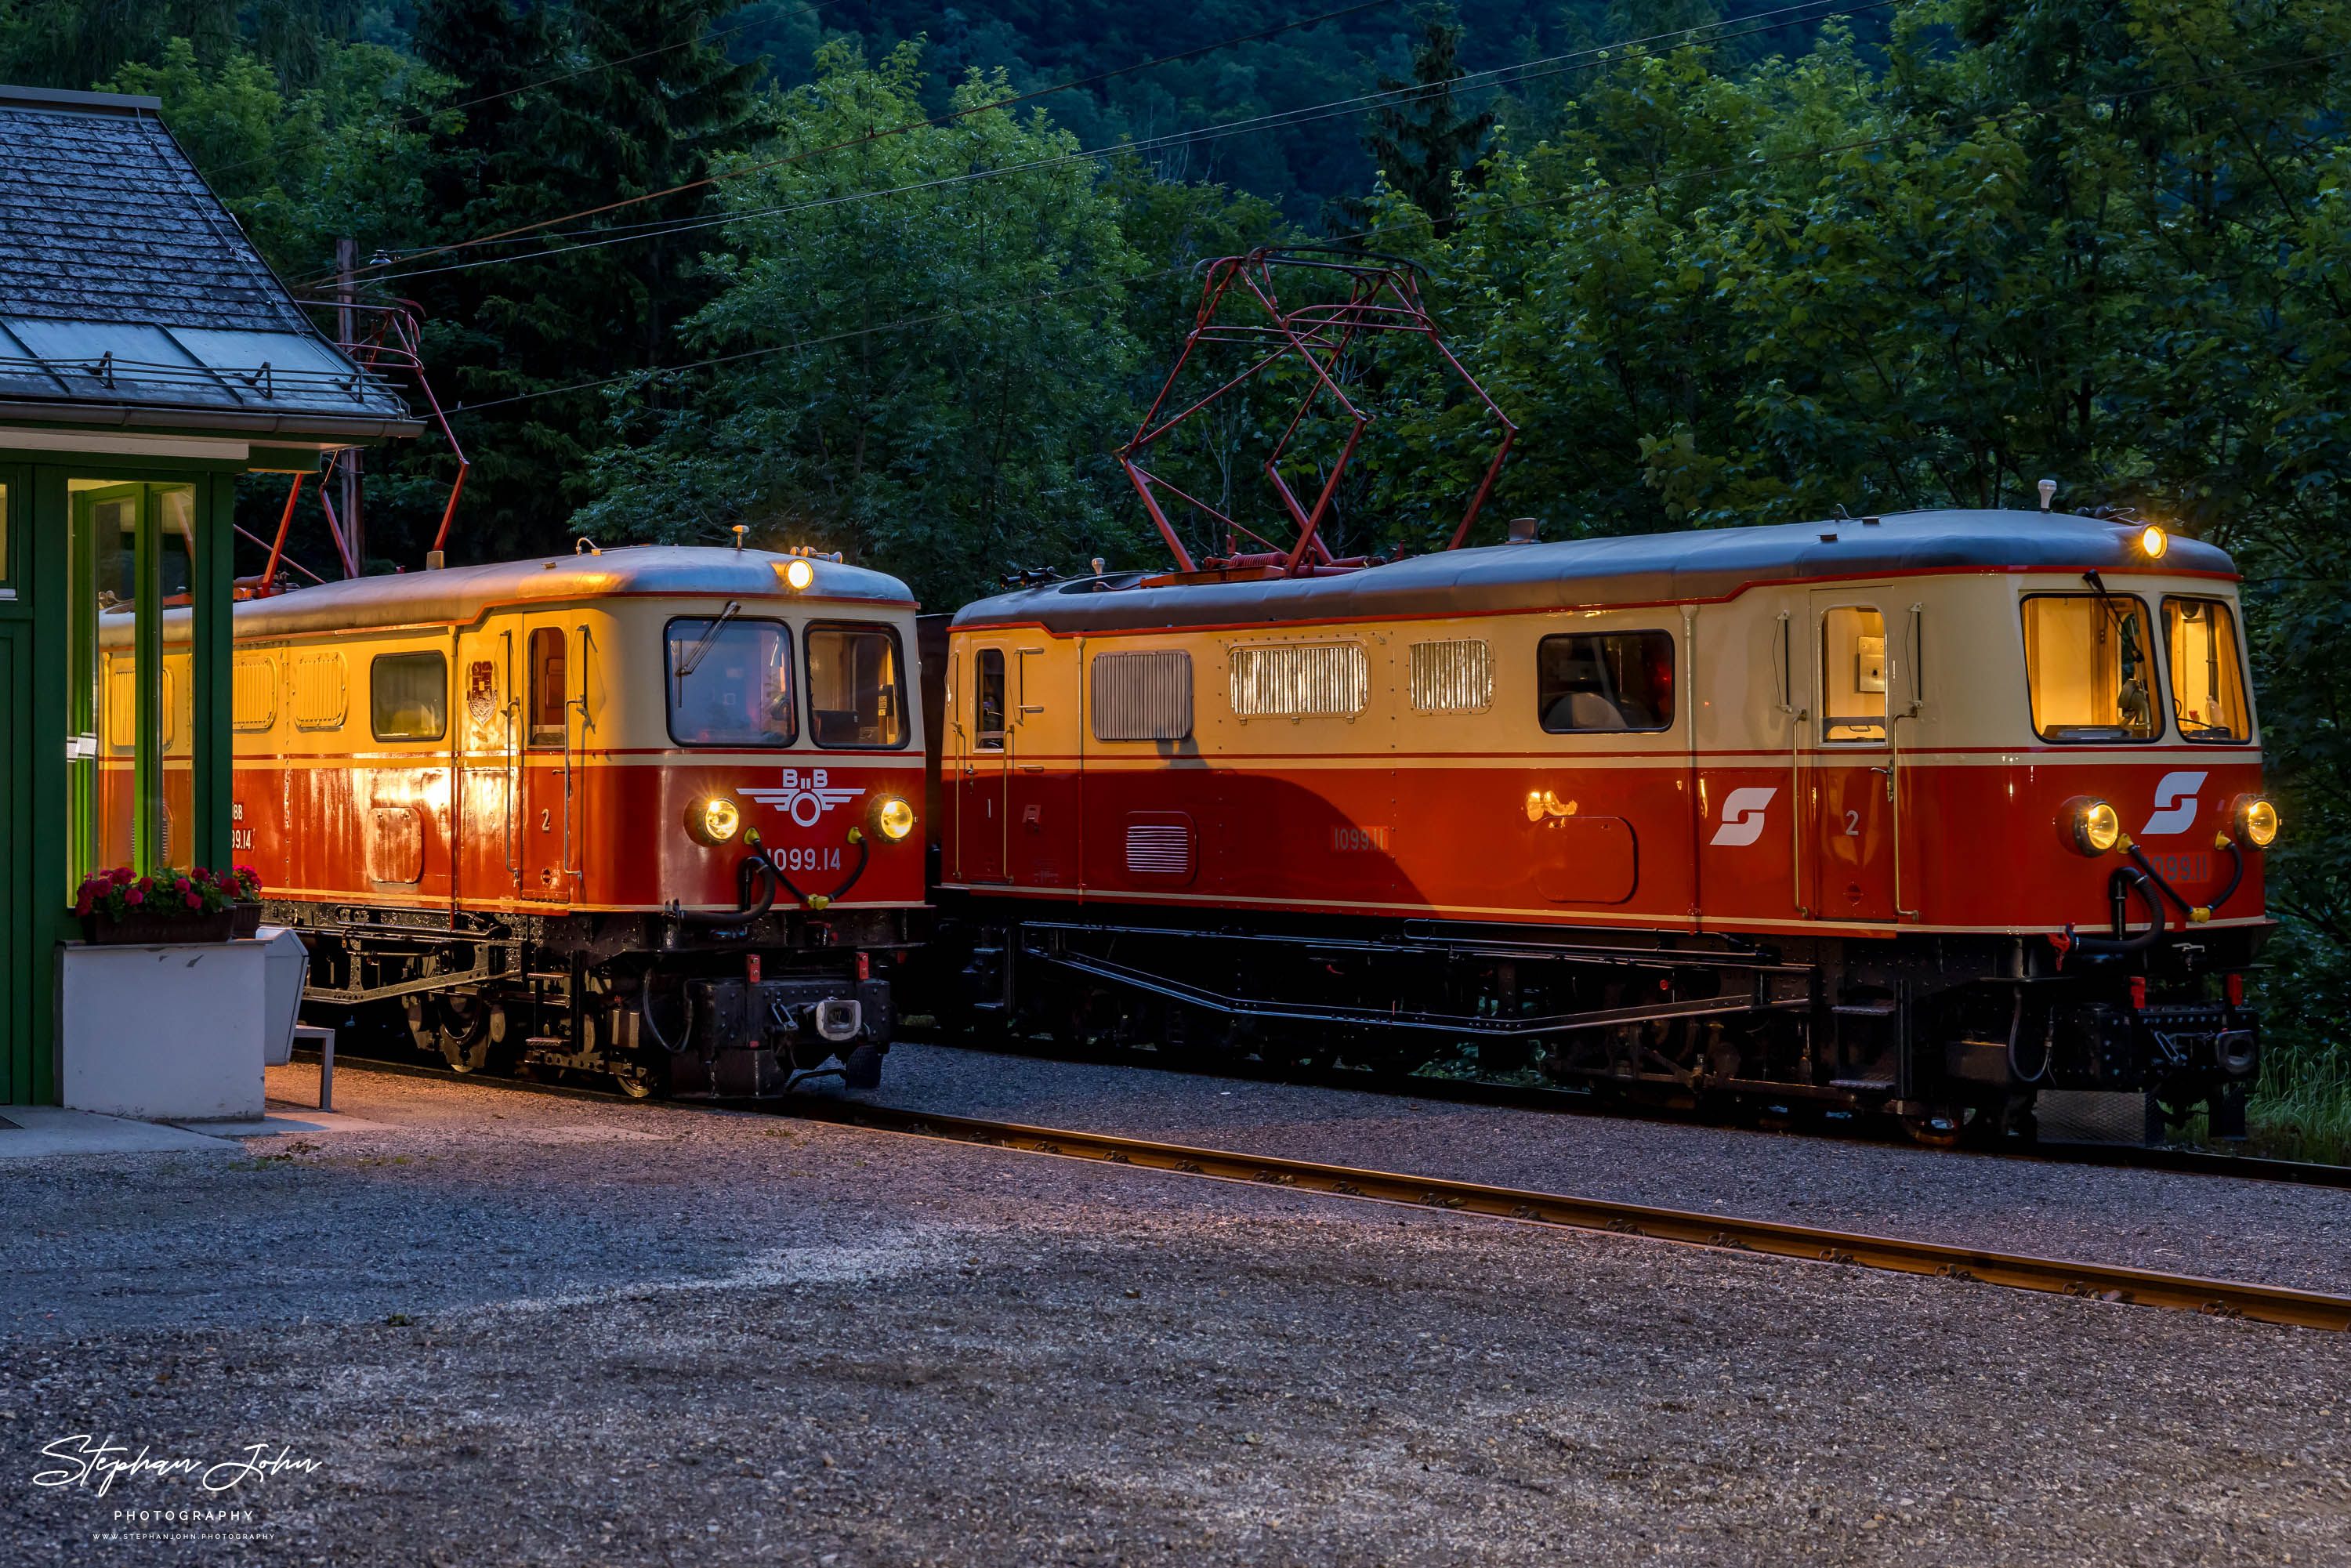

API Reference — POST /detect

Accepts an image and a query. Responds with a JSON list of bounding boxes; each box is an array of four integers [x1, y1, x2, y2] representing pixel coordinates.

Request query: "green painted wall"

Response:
[[1, 452, 245, 1105]]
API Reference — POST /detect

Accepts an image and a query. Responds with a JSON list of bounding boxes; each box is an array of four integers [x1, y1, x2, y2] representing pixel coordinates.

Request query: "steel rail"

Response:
[[283, 1053, 2351, 1326], [777, 1098, 2351, 1332]]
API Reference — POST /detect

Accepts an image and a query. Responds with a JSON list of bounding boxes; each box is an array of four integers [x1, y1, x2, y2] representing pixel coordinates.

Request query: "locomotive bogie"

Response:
[[226, 547, 926, 1095], [934, 512, 2273, 1140]]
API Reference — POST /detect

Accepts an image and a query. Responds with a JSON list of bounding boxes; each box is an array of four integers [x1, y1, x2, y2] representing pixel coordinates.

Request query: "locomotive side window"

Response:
[[806, 622, 908, 748], [527, 628, 567, 748], [975, 648, 1006, 750], [1817, 607, 1887, 743], [370, 651, 448, 742], [665, 615, 795, 748], [2163, 598, 2251, 744], [2022, 594, 2160, 742], [1092, 650, 1193, 741], [1537, 632, 1673, 733]]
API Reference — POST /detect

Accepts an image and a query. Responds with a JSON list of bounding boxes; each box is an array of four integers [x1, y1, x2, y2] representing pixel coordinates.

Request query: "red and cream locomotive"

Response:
[[226, 545, 925, 1096], [929, 509, 2277, 1143]]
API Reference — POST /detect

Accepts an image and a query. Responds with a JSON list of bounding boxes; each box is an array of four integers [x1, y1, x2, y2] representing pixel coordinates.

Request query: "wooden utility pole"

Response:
[[336, 237, 365, 570]]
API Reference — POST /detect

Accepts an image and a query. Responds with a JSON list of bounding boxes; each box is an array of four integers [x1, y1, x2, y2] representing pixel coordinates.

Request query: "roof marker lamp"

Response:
[[874, 795, 916, 842], [784, 557, 815, 591], [2063, 796, 2122, 856], [2139, 524, 2168, 560], [2233, 795, 2280, 849], [686, 794, 743, 846]]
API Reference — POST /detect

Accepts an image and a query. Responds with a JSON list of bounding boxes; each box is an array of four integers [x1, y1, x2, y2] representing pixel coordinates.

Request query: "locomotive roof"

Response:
[[230, 546, 915, 638], [951, 509, 2236, 635]]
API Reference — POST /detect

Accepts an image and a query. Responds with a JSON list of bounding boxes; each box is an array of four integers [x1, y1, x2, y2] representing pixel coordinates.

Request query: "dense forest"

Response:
[[4, 0, 2349, 1140]]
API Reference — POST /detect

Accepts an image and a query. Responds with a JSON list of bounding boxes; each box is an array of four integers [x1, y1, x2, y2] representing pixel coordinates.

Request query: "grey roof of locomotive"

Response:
[[951, 509, 2234, 635], [230, 546, 915, 639]]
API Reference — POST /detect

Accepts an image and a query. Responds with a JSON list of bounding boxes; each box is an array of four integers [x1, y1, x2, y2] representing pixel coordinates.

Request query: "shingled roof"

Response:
[[0, 83, 420, 439]]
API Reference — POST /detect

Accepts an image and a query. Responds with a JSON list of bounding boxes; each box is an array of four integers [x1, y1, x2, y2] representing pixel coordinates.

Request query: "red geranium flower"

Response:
[[75, 896, 92, 917], [111, 867, 133, 885], [125, 889, 144, 907], [184, 892, 201, 909]]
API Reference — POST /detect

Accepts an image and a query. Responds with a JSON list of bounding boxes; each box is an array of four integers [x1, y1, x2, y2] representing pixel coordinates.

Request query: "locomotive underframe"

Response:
[[937, 899, 2265, 1143], [265, 897, 910, 1097]]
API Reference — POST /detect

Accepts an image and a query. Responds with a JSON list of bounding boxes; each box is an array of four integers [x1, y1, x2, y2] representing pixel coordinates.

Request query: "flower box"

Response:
[[73, 864, 265, 947], [84, 909, 236, 945]]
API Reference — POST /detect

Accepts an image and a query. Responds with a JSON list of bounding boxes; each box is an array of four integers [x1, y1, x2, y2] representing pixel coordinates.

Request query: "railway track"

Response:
[[284, 1052, 2351, 1332], [901, 1027, 2351, 1191]]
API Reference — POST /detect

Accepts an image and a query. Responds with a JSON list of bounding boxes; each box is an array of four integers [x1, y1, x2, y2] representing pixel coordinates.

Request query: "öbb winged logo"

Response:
[[741, 768, 864, 827]]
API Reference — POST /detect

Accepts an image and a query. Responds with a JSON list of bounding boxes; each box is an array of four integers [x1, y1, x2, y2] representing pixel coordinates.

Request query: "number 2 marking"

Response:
[[1842, 809, 1860, 838], [540, 809, 552, 832]]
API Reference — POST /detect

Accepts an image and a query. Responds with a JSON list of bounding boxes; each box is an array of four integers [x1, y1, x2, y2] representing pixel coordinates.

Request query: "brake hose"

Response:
[[2061, 866, 2167, 958]]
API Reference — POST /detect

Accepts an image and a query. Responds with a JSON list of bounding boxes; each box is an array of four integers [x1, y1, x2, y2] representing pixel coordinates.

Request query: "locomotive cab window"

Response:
[[370, 651, 448, 741], [1538, 631, 1673, 733], [974, 648, 1006, 750], [665, 614, 795, 748], [806, 622, 907, 748], [527, 627, 567, 748], [2023, 593, 2160, 743], [1818, 606, 1887, 744], [2163, 597, 2251, 744]]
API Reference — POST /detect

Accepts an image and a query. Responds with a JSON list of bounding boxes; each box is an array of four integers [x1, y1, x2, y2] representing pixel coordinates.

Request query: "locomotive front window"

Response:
[[1538, 631, 1674, 733], [665, 616, 795, 748], [2163, 598, 2252, 744], [974, 648, 1006, 750], [1818, 606, 1887, 743], [2023, 593, 2160, 743], [806, 622, 908, 748]]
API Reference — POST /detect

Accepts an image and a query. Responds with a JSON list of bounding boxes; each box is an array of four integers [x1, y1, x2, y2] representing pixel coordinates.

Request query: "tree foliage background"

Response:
[[6, 0, 2351, 1087]]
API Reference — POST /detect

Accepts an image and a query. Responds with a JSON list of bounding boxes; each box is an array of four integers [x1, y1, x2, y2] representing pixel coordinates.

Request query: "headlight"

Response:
[[2139, 524, 2168, 559], [686, 795, 742, 846], [784, 557, 814, 591], [874, 795, 915, 841], [2235, 795, 2279, 848], [2063, 796, 2121, 856]]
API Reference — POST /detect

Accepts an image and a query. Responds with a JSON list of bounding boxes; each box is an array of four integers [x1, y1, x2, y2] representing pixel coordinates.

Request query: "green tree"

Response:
[[578, 41, 1146, 605]]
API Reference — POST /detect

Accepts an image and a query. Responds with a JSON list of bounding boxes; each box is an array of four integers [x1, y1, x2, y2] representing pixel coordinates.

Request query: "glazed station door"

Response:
[[957, 644, 1011, 882], [1804, 593, 1896, 923], [520, 619, 574, 901]]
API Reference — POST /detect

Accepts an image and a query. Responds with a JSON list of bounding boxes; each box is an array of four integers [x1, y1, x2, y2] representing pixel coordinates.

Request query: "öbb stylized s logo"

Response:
[[1710, 787, 1778, 847], [2139, 771, 2208, 836]]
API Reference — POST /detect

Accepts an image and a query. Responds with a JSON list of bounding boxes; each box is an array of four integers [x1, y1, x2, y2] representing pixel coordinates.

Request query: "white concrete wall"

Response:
[[59, 942, 266, 1121]]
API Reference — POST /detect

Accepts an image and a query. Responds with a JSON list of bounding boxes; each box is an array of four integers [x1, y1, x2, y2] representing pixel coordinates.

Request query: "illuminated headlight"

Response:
[[686, 795, 742, 846], [2063, 796, 2122, 856], [2235, 795, 2280, 849], [874, 795, 915, 841], [784, 557, 814, 591], [2139, 524, 2168, 559]]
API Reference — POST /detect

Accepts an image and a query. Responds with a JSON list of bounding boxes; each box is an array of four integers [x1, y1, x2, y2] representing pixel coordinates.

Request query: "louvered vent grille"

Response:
[[1410, 638, 1492, 712], [292, 652, 348, 730], [1092, 650, 1193, 741], [232, 654, 277, 731], [1125, 822, 1193, 876], [1229, 643, 1367, 719]]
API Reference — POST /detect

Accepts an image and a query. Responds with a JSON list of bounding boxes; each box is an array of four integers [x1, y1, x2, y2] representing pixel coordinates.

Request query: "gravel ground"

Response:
[[2, 1062, 2347, 1566], [881, 1040, 2351, 1295]]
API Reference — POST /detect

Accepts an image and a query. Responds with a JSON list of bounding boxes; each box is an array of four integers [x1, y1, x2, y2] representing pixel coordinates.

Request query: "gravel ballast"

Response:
[[2, 1061, 2346, 1566]]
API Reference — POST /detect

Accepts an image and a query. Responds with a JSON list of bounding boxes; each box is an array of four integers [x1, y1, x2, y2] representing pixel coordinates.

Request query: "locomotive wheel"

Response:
[[609, 1051, 661, 1099], [435, 994, 500, 1074], [1900, 1109, 1965, 1149]]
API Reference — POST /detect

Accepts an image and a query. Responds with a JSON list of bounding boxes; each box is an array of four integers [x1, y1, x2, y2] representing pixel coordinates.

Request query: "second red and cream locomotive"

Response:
[[928, 508, 2276, 1143]]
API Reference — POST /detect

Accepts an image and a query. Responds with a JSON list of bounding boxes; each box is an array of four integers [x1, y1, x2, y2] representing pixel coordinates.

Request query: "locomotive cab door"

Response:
[[520, 619, 574, 901], [1005, 646, 1073, 889], [1804, 594, 1896, 922], [958, 643, 1012, 882]]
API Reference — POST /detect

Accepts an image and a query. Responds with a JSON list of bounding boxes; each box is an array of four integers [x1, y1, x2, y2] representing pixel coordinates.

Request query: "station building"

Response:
[[0, 82, 418, 1103]]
